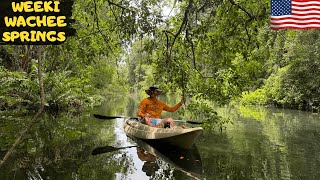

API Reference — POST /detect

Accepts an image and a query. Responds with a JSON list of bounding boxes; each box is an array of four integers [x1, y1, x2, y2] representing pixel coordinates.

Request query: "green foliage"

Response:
[[123, 0, 270, 128], [2, 0, 320, 118], [0, 65, 38, 112], [264, 66, 290, 105], [240, 30, 320, 111], [186, 94, 232, 132], [45, 69, 101, 110], [240, 89, 268, 106]]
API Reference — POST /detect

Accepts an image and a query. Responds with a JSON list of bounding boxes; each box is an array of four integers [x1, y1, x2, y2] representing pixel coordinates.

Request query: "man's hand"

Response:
[[144, 113, 150, 118], [144, 115, 155, 127], [180, 97, 186, 104]]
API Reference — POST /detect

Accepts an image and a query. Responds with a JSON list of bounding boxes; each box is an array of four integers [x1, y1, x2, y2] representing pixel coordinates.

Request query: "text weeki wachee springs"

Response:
[[0, 0, 75, 45]]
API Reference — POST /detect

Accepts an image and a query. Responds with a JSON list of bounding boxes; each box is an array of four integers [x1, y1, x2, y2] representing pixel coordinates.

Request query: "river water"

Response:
[[1, 96, 320, 179]]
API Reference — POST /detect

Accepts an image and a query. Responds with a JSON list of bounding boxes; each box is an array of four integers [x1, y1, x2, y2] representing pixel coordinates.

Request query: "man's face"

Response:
[[152, 90, 161, 96]]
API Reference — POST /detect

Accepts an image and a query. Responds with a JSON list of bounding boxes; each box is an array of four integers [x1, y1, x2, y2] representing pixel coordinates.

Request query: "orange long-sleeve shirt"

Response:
[[137, 97, 182, 119]]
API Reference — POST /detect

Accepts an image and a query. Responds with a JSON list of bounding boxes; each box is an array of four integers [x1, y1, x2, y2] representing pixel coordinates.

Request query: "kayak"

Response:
[[124, 118, 203, 149]]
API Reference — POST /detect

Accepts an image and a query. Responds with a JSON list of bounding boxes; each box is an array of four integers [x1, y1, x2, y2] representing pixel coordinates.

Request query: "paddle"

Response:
[[93, 114, 204, 125], [92, 145, 137, 155], [93, 114, 125, 119]]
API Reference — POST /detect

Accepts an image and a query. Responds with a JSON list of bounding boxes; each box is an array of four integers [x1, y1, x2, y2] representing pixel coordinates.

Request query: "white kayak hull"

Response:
[[124, 118, 203, 149]]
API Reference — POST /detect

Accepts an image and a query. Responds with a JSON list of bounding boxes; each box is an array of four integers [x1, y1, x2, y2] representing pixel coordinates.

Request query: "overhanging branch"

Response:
[[185, 27, 215, 78], [107, 0, 135, 13], [93, 0, 121, 80], [227, 0, 255, 20], [166, 0, 193, 62]]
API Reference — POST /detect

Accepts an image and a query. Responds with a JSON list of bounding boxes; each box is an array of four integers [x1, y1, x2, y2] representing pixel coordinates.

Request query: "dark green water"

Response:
[[1, 96, 320, 179]]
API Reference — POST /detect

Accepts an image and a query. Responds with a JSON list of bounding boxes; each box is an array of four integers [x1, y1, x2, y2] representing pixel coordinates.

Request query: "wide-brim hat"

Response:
[[145, 85, 162, 95]]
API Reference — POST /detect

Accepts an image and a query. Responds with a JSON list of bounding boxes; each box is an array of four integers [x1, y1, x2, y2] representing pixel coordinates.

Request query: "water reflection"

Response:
[[136, 147, 157, 176], [131, 137, 203, 179], [91, 136, 203, 179], [2, 96, 320, 179]]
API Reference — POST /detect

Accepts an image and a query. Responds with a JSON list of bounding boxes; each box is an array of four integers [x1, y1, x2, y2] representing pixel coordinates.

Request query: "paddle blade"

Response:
[[186, 121, 204, 125], [92, 145, 137, 155], [93, 114, 122, 119], [92, 146, 120, 155]]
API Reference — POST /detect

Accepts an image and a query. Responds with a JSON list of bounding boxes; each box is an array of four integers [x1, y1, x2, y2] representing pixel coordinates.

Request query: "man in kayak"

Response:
[[137, 85, 186, 128]]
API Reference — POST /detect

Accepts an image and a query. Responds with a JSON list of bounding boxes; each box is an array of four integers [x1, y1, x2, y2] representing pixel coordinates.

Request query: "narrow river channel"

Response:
[[1, 96, 320, 179]]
